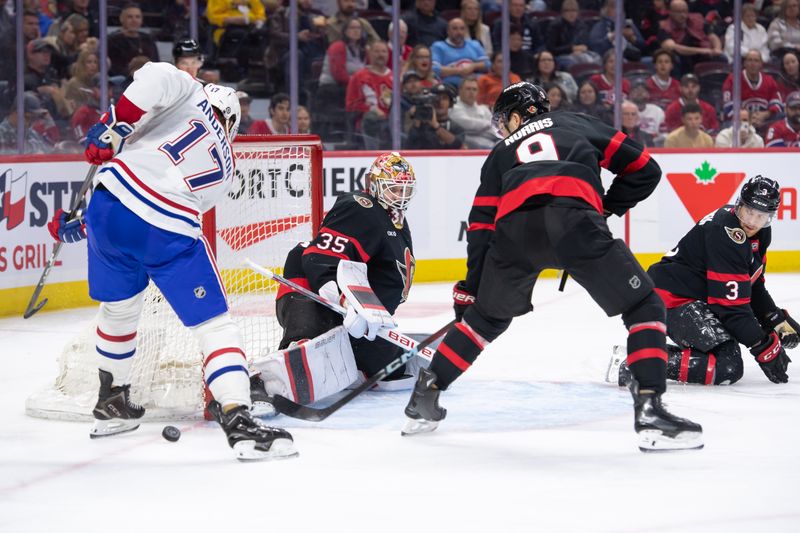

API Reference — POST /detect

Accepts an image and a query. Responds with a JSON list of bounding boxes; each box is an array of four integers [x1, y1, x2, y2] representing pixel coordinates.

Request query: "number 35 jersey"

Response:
[[97, 62, 236, 238], [279, 192, 414, 315]]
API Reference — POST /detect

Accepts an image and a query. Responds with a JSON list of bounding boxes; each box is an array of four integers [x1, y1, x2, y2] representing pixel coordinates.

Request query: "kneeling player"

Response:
[[610, 176, 796, 386], [250, 152, 418, 412]]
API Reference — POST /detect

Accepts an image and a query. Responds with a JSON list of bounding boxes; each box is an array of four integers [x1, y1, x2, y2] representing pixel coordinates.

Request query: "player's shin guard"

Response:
[[192, 313, 250, 408], [623, 293, 668, 393], [95, 293, 144, 387]]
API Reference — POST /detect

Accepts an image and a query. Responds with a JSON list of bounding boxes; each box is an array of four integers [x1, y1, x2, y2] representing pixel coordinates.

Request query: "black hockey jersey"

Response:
[[647, 206, 776, 348], [278, 192, 414, 315], [465, 111, 661, 293]]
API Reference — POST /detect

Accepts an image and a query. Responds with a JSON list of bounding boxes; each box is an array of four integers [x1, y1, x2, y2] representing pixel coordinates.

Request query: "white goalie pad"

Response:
[[250, 326, 359, 404], [337, 260, 396, 331]]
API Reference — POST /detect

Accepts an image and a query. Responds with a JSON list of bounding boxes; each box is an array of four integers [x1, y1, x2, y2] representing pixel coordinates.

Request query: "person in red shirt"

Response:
[[646, 48, 681, 109], [722, 49, 783, 128], [249, 93, 291, 134], [589, 49, 631, 107], [765, 91, 800, 147], [664, 73, 720, 133], [346, 40, 393, 149]]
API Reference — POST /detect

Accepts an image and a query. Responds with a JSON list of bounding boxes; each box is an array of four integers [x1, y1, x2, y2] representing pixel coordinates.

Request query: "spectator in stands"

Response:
[[251, 92, 291, 134], [545, 0, 599, 70], [765, 90, 800, 145], [198, 69, 222, 84], [629, 82, 665, 141], [767, 0, 800, 57], [722, 49, 783, 126], [206, 0, 266, 74], [24, 39, 71, 120], [664, 103, 714, 147], [63, 49, 99, 108], [431, 18, 490, 88], [0, 92, 52, 154], [70, 74, 106, 141], [544, 82, 569, 111], [589, 0, 645, 60], [646, 48, 681, 109], [66, 13, 90, 50], [621, 100, 655, 147], [56, 0, 99, 38], [388, 19, 413, 70], [400, 70, 424, 116], [325, 0, 379, 44], [638, 0, 669, 54], [107, 3, 159, 78], [491, 0, 541, 55], [403, 44, 439, 88], [24, 0, 53, 37], [346, 40, 393, 149], [530, 50, 578, 102], [264, 0, 326, 93], [405, 82, 465, 149], [778, 49, 800, 95], [508, 24, 536, 79], [172, 38, 204, 79], [403, 0, 448, 47], [725, 3, 769, 63], [762, 0, 785, 22], [236, 91, 253, 134], [297, 105, 312, 134], [461, 0, 492, 56], [570, 80, 612, 124], [658, 0, 724, 76], [477, 51, 521, 107], [450, 75, 495, 148], [664, 73, 719, 133], [589, 49, 630, 107], [0, 0, 13, 39], [43, 14, 80, 80], [317, 16, 367, 111], [715, 107, 765, 147], [23, 10, 41, 44]]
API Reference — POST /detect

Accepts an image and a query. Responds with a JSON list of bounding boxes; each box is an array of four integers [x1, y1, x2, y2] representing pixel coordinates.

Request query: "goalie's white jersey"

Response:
[[96, 62, 236, 238]]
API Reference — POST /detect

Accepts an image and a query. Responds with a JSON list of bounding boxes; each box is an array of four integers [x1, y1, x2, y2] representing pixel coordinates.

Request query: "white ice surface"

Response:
[[2, 277, 800, 533]]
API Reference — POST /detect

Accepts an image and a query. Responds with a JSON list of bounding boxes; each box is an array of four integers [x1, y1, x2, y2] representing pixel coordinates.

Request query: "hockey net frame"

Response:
[[25, 135, 324, 421]]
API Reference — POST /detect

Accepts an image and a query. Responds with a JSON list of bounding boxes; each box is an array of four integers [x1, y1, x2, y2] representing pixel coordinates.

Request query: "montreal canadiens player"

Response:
[[249, 152, 418, 413], [610, 176, 796, 386], [47, 61, 296, 461]]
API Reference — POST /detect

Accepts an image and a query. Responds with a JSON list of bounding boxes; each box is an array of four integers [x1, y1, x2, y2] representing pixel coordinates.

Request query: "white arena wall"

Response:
[[1, 148, 798, 316]]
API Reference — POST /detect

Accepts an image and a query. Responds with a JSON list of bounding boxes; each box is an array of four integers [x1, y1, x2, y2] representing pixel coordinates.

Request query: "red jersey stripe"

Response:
[[115, 95, 145, 124], [495, 175, 603, 221], [111, 158, 200, 216], [317, 227, 371, 262], [455, 321, 488, 349], [708, 296, 751, 306], [600, 131, 627, 168], [467, 222, 496, 232], [438, 342, 471, 371], [302, 245, 350, 261], [473, 196, 499, 207], [707, 271, 750, 282], [654, 288, 694, 309], [276, 277, 311, 299], [627, 347, 668, 365], [621, 150, 651, 176]]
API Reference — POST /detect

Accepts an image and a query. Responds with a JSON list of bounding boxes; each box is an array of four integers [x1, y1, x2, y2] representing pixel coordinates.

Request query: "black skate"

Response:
[[630, 380, 703, 452], [89, 369, 145, 439], [208, 400, 298, 461], [249, 374, 277, 417], [401, 368, 447, 436]]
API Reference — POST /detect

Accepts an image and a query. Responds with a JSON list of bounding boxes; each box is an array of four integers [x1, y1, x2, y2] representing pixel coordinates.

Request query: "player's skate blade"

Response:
[[234, 438, 299, 461], [637, 429, 704, 452], [401, 417, 439, 436], [250, 401, 278, 418], [89, 418, 141, 439]]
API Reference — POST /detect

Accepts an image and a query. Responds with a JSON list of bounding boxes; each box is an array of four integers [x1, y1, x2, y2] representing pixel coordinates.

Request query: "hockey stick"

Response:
[[24, 164, 98, 319], [558, 270, 569, 292], [245, 259, 455, 421]]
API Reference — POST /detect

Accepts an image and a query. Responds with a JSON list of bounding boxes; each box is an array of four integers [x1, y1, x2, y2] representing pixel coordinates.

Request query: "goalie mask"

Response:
[[366, 152, 416, 227], [205, 84, 241, 142]]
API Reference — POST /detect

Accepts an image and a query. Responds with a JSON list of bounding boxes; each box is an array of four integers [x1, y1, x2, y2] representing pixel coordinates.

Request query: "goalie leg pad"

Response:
[[95, 291, 144, 386], [192, 313, 250, 407], [251, 326, 359, 404]]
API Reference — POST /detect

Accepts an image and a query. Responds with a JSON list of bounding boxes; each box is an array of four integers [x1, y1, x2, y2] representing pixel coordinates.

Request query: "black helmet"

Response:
[[491, 81, 549, 134], [173, 38, 201, 60], [737, 175, 781, 214]]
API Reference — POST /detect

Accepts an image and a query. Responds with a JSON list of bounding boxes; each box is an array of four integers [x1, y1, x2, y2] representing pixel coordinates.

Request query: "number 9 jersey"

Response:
[[96, 62, 236, 239]]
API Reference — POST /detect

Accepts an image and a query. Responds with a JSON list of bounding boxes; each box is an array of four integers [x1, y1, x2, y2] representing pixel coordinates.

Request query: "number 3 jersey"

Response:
[[96, 62, 235, 238], [647, 206, 775, 348], [278, 192, 414, 315], [465, 111, 661, 293]]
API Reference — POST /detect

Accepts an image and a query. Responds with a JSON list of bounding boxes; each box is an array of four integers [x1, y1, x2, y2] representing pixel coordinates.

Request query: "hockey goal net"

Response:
[[26, 135, 324, 421]]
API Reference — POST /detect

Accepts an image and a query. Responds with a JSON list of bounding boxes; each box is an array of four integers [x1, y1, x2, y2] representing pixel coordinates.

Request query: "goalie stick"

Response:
[[24, 164, 98, 319], [245, 259, 455, 421]]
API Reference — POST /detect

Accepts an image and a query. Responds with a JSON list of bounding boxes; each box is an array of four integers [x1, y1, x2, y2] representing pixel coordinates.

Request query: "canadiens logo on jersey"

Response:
[[396, 247, 415, 303], [725, 226, 747, 244]]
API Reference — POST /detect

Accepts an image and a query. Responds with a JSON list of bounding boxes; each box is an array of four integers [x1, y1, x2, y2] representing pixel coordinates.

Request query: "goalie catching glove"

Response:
[[749, 331, 791, 384], [47, 208, 86, 243], [763, 309, 800, 350], [84, 104, 135, 165]]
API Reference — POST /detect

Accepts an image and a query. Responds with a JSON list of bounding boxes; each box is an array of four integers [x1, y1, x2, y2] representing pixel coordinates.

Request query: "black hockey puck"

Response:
[[162, 425, 181, 442]]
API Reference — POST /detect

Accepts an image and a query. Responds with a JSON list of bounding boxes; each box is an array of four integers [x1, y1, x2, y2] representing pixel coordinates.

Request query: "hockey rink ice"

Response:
[[2, 276, 800, 532]]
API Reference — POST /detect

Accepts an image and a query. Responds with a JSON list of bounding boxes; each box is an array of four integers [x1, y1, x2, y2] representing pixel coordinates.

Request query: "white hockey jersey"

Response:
[[96, 62, 236, 238]]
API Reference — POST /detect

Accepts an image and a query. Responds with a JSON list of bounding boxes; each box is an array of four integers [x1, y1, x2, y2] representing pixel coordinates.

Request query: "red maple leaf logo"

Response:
[[666, 161, 745, 222]]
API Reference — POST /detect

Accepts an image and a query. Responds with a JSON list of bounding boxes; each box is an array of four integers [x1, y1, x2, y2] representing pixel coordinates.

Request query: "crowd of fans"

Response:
[[3, 0, 800, 154]]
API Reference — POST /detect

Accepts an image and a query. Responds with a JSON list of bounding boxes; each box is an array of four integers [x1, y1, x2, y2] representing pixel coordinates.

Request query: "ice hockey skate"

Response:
[[402, 368, 447, 436], [89, 369, 145, 439], [605, 345, 632, 386], [630, 379, 703, 452], [208, 400, 298, 461], [249, 373, 277, 417]]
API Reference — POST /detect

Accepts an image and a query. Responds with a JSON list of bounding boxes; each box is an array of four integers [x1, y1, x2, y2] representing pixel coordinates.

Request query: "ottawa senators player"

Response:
[[250, 152, 418, 411], [611, 176, 797, 386], [401, 81, 703, 452]]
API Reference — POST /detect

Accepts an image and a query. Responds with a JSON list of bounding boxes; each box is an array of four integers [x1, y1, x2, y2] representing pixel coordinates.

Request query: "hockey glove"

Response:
[[763, 309, 800, 350], [84, 105, 134, 165], [47, 208, 86, 243], [749, 331, 791, 384], [453, 280, 475, 322]]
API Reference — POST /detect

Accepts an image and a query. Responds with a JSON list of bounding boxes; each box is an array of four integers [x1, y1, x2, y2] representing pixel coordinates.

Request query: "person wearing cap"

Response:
[[664, 72, 719, 133], [107, 3, 159, 77], [450, 75, 495, 149], [400, 70, 424, 119], [765, 90, 800, 147], [664, 102, 714, 148], [172, 38, 203, 79], [236, 91, 254, 134], [722, 49, 783, 127], [24, 38, 72, 120], [405, 82, 465, 150], [0, 92, 53, 154], [715, 107, 764, 148]]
